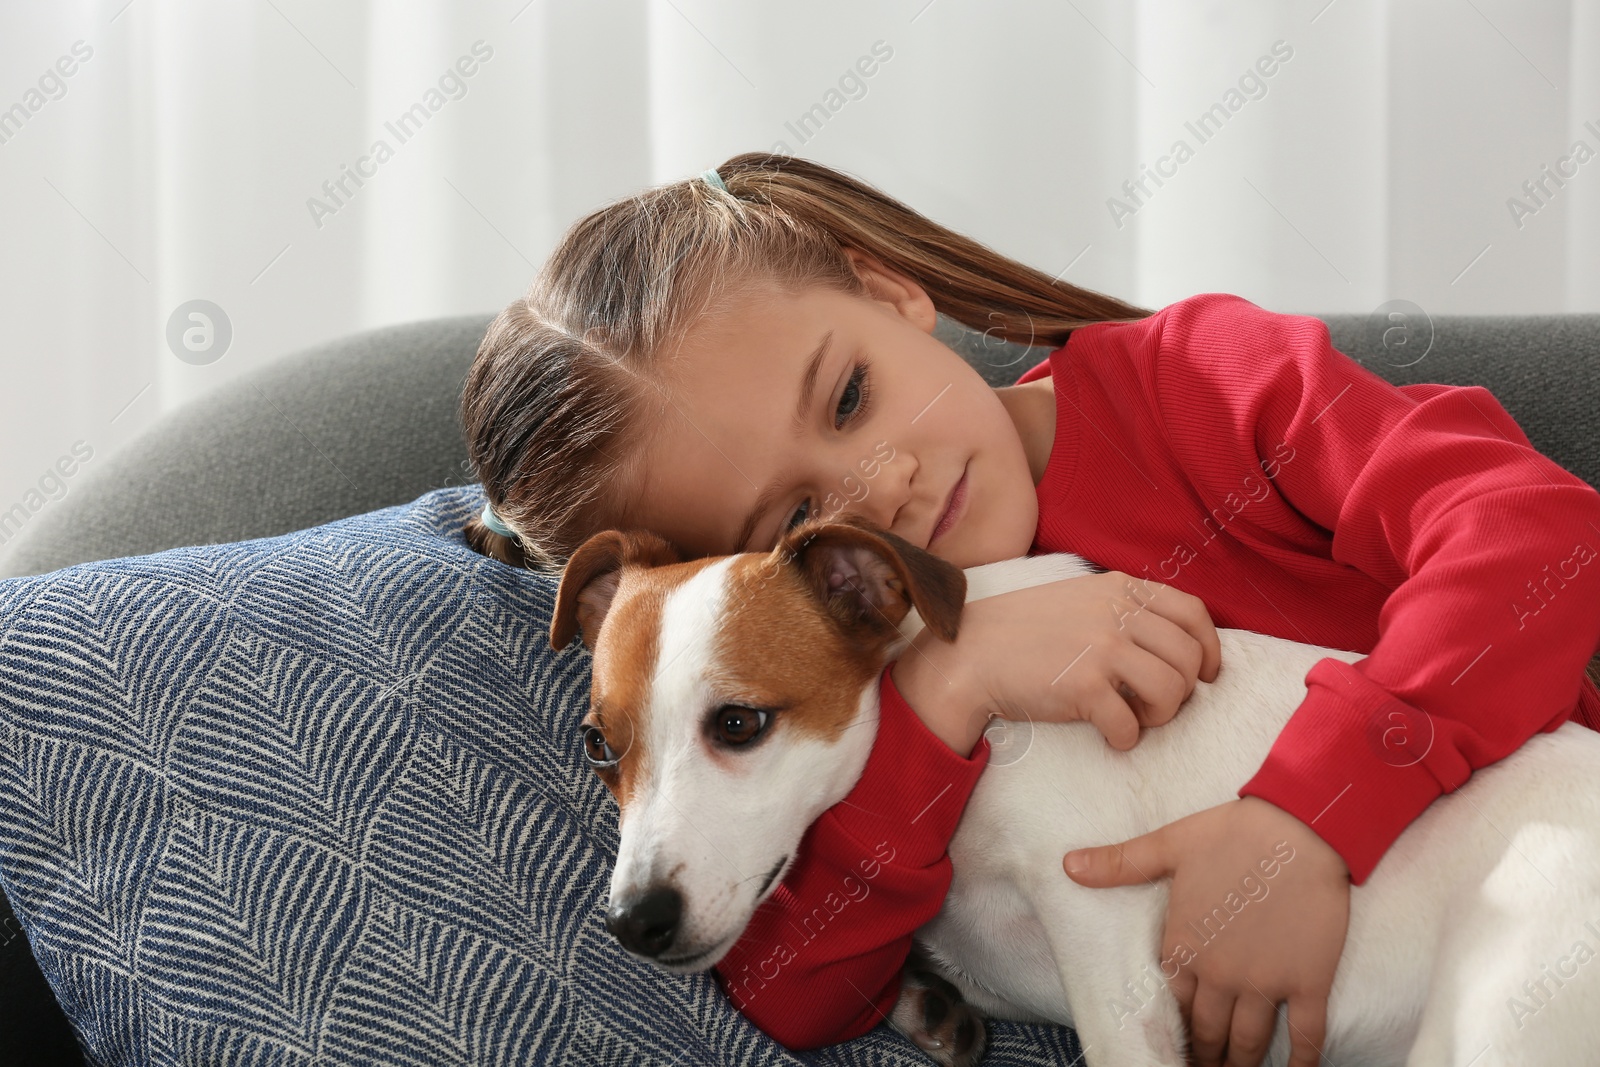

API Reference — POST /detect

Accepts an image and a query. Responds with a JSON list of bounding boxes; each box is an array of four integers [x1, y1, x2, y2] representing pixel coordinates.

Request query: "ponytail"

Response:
[[708, 152, 1155, 347]]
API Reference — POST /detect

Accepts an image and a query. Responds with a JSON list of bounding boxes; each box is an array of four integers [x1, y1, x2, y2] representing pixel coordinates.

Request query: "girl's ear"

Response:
[[839, 246, 937, 335], [551, 529, 682, 652], [777, 514, 967, 647]]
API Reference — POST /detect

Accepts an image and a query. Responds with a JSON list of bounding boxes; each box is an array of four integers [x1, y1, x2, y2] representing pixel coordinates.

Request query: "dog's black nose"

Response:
[[606, 886, 682, 957]]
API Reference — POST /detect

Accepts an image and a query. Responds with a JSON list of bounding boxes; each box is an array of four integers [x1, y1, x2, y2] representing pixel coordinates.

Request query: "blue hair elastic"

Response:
[[480, 501, 517, 540], [700, 168, 728, 193]]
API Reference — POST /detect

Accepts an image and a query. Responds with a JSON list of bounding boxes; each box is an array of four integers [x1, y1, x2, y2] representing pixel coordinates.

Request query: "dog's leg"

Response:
[[888, 941, 989, 1067], [1027, 877, 1189, 1067]]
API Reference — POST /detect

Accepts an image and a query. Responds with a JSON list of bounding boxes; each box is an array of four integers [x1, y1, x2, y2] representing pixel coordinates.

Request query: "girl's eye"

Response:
[[782, 499, 813, 534], [834, 360, 871, 427], [714, 705, 770, 745], [779, 360, 874, 538]]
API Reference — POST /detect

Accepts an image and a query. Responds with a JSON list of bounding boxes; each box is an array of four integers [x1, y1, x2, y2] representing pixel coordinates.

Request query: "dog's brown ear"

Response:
[[551, 529, 682, 651], [778, 514, 967, 645]]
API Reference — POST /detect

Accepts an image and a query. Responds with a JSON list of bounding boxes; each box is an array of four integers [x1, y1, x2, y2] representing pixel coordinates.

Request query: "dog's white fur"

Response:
[[606, 556, 881, 969], [610, 551, 1600, 1065]]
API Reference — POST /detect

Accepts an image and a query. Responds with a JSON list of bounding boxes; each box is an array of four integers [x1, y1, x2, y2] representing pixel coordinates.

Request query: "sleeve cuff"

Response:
[[817, 665, 992, 871], [1238, 657, 1470, 885]]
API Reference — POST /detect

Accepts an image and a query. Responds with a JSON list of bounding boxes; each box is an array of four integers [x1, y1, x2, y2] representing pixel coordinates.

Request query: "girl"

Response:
[[458, 152, 1600, 1067]]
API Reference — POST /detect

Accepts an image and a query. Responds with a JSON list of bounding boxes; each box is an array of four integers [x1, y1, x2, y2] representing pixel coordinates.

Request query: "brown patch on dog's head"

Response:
[[551, 517, 967, 801], [552, 528, 701, 809], [711, 514, 969, 745]]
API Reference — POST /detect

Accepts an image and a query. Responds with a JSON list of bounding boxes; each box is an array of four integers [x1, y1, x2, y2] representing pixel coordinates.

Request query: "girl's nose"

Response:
[[820, 444, 914, 539], [867, 461, 917, 541]]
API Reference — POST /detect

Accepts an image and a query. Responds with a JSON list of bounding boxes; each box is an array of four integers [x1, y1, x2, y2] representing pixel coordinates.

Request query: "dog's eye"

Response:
[[715, 705, 770, 745], [581, 725, 618, 767]]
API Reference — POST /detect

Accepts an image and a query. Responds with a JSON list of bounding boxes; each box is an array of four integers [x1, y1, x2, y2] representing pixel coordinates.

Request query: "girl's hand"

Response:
[[1064, 797, 1352, 1067], [892, 571, 1222, 755]]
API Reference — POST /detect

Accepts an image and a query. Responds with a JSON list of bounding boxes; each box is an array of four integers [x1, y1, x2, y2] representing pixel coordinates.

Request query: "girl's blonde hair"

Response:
[[458, 151, 1155, 573]]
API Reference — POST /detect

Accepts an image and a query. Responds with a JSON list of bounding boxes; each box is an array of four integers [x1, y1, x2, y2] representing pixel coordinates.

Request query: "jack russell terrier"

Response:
[[550, 514, 1600, 1066]]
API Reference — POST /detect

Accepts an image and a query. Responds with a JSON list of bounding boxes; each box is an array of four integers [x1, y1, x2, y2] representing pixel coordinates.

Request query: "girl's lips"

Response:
[[931, 464, 968, 545]]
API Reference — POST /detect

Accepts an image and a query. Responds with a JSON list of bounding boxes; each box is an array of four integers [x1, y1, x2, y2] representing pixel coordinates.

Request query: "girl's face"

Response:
[[622, 249, 1053, 570]]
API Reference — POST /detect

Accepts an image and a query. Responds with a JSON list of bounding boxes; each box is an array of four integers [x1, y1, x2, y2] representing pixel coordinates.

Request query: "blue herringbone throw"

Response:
[[0, 484, 1083, 1065]]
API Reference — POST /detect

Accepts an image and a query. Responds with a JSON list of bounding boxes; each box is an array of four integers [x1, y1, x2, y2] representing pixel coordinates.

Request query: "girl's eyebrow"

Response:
[[789, 330, 835, 432], [732, 330, 835, 553]]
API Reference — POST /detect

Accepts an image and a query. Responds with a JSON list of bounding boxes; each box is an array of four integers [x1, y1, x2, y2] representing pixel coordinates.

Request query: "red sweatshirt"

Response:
[[712, 291, 1600, 1048]]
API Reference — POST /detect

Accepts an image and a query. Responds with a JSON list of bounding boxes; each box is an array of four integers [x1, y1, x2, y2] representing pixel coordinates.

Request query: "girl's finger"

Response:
[[1110, 643, 1190, 728], [1062, 825, 1172, 887], [1187, 983, 1235, 1067], [1123, 606, 1208, 700], [1166, 959, 1198, 1023], [1080, 681, 1142, 751], [1125, 578, 1222, 683], [1284, 993, 1329, 1067], [1223, 994, 1278, 1067]]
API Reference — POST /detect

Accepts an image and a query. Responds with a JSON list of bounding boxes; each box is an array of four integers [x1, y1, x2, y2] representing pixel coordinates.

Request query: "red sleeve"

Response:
[[712, 665, 990, 1048], [1155, 293, 1600, 884]]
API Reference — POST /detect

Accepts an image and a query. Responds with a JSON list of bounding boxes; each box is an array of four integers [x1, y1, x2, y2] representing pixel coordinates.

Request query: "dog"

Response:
[[550, 514, 1600, 1066]]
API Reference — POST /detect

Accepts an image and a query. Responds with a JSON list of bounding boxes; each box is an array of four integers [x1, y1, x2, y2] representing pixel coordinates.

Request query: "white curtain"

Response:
[[2, 0, 1597, 524]]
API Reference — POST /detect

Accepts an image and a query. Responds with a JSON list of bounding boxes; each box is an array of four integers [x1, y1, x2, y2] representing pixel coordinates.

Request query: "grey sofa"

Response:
[[2, 305, 1598, 1065], [5, 307, 1600, 584]]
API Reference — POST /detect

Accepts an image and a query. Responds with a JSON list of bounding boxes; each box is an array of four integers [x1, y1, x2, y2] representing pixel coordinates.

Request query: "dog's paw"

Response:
[[889, 947, 988, 1066]]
